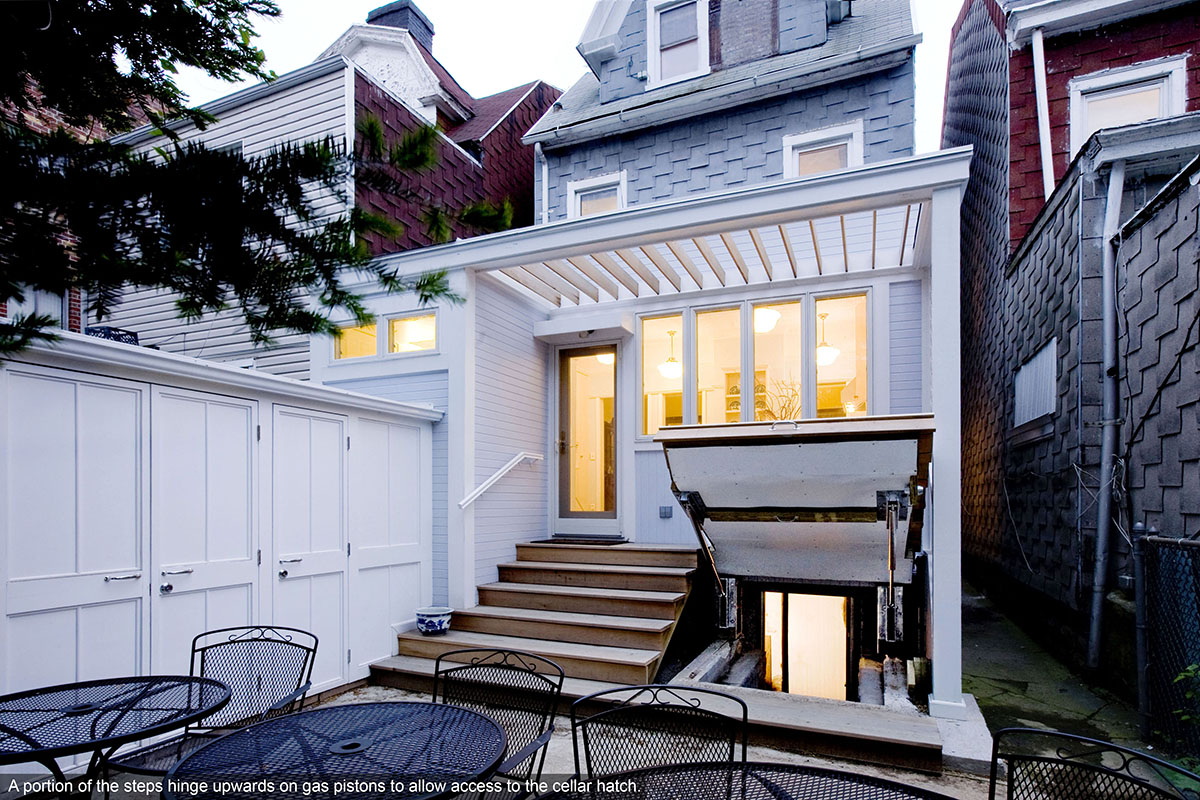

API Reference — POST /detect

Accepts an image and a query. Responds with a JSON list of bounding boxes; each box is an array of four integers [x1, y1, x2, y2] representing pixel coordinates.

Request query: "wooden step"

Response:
[[371, 654, 628, 702], [396, 629, 660, 684], [516, 542, 698, 569], [477, 582, 684, 620], [452, 606, 673, 650], [497, 561, 693, 592]]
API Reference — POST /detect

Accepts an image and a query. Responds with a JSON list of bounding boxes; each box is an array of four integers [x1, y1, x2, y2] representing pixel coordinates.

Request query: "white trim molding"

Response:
[[1008, 0, 1192, 46], [567, 171, 629, 219], [1069, 56, 1188, 155], [782, 119, 866, 179], [646, 0, 711, 89]]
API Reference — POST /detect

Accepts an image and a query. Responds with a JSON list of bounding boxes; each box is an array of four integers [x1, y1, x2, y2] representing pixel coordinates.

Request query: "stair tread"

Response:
[[397, 629, 660, 666], [372, 654, 629, 699], [522, 543, 698, 554], [502, 561, 694, 576], [455, 605, 673, 632], [480, 582, 684, 602]]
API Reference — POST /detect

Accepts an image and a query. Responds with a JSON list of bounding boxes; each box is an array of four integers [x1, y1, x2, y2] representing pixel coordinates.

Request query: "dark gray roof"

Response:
[[526, 0, 918, 148]]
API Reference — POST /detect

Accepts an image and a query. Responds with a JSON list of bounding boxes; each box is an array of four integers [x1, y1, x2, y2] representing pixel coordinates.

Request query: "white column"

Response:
[[928, 184, 967, 719], [447, 269, 478, 609]]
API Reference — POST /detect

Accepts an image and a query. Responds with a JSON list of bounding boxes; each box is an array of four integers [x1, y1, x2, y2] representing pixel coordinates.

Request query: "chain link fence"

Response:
[[1143, 536, 1200, 755]]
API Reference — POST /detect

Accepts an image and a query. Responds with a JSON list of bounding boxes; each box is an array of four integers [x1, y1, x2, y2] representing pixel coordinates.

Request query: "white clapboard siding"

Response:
[[473, 274, 551, 587], [93, 61, 352, 380], [889, 279, 925, 414]]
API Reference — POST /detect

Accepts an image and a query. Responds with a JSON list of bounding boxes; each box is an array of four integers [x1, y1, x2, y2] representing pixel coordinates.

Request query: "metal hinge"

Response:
[[256, 425, 261, 441], [346, 436, 351, 450], [257, 549, 262, 566], [346, 542, 350, 557], [347, 648, 351, 664]]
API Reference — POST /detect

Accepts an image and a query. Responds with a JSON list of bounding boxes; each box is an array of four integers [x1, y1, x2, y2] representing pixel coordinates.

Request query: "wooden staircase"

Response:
[[377, 542, 698, 687]]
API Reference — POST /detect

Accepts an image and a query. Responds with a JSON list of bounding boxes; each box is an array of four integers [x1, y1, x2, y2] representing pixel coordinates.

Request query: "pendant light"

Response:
[[596, 352, 615, 366], [753, 306, 781, 334], [815, 312, 840, 367], [658, 330, 683, 380]]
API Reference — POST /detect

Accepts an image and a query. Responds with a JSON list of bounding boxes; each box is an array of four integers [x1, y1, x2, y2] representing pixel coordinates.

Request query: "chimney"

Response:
[[366, 0, 435, 52]]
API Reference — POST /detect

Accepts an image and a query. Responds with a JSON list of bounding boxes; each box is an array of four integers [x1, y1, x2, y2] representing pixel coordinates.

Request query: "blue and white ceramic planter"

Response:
[[415, 606, 453, 636]]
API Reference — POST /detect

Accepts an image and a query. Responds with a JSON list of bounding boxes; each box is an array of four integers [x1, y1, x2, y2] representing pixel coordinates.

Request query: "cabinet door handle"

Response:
[[161, 568, 194, 576], [279, 558, 303, 564], [104, 573, 142, 583]]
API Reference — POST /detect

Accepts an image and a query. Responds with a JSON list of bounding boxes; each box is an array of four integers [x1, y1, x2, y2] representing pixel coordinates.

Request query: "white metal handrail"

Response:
[[458, 451, 544, 509]]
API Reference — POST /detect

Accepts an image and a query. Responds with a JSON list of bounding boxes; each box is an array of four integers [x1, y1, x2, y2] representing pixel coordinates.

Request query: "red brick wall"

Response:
[[1009, 6, 1200, 249], [480, 83, 559, 230]]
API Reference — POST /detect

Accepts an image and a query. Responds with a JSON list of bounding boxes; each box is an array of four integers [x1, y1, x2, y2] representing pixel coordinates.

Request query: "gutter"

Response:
[[1031, 29, 1056, 199]]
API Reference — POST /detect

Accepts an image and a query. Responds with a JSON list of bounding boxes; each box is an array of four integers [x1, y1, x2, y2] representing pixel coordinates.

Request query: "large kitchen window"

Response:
[[643, 314, 684, 435], [695, 307, 741, 424], [753, 301, 803, 420], [815, 294, 868, 418]]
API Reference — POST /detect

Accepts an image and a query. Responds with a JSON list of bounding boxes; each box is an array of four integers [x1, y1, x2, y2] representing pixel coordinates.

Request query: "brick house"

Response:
[[943, 0, 1200, 680], [83, 0, 558, 377]]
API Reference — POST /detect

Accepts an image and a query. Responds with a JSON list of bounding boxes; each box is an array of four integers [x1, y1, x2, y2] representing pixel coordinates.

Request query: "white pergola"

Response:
[[366, 146, 973, 719]]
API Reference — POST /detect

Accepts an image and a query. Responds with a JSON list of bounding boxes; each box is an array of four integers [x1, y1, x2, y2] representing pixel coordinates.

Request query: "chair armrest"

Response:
[[497, 725, 554, 775], [261, 682, 311, 721]]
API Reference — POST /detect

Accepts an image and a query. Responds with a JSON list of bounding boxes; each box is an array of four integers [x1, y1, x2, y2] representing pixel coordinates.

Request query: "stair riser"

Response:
[[396, 636, 654, 684], [452, 613, 668, 651], [498, 566, 690, 593], [477, 587, 679, 619], [516, 544, 697, 569]]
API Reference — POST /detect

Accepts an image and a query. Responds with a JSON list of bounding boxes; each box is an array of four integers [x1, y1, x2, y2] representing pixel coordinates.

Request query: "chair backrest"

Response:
[[433, 648, 565, 782], [191, 626, 318, 729], [989, 728, 1200, 800], [571, 684, 748, 779]]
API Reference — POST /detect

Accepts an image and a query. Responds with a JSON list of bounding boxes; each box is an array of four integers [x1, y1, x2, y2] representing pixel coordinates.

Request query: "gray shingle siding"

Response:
[[778, 0, 827, 53], [600, 0, 648, 104], [538, 60, 914, 222]]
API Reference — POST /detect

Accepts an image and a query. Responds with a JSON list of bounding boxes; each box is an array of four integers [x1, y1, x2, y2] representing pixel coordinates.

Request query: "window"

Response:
[[4, 288, 65, 326], [567, 173, 626, 219], [695, 307, 740, 424], [642, 314, 683, 435], [753, 301, 803, 421], [1014, 338, 1056, 428], [389, 312, 437, 354], [334, 323, 377, 360], [783, 121, 865, 179], [1069, 57, 1187, 155], [647, 0, 709, 87], [814, 294, 868, 418]]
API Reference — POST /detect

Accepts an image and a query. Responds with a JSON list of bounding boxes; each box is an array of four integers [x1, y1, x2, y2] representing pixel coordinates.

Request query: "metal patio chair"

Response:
[[989, 728, 1200, 799], [571, 684, 748, 779], [434, 648, 565, 799], [108, 625, 318, 776]]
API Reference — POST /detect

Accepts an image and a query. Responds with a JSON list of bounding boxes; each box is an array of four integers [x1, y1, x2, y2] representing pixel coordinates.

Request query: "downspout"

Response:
[[1087, 157, 1125, 670], [1031, 28, 1056, 200], [535, 142, 549, 225]]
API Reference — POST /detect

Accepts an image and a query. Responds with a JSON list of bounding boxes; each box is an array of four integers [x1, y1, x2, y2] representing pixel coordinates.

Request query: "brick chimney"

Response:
[[366, 0, 435, 52]]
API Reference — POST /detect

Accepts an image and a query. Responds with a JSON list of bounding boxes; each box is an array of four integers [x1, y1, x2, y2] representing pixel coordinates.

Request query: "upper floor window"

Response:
[[333, 310, 438, 360], [4, 288, 65, 327], [1013, 338, 1056, 428], [647, 0, 710, 87], [568, 173, 627, 219], [782, 120, 865, 179], [1069, 57, 1187, 155], [334, 323, 377, 360]]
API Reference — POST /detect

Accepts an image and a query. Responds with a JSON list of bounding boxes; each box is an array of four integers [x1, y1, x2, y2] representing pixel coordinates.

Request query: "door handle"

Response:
[[278, 569, 289, 579], [160, 583, 174, 594], [279, 558, 303, 564], [161, 568, 194, 576], [104, 573, 142, 583]]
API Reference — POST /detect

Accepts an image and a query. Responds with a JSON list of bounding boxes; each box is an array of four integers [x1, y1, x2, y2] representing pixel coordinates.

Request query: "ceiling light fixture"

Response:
[[596, 352, 615, 366], [658, 330, 683, 380], [753, 306, 781, 334], [816, 312, 840, 367]]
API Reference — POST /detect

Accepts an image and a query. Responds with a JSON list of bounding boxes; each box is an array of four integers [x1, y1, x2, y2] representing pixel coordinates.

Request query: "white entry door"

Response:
[[149, 387, 260, 675], [2, 366, 150, 694], [271, 405, 349, 693], [348, 417, 432, 678]]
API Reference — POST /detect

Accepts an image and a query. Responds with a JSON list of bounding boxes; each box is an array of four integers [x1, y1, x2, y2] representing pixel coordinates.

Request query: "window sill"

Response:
[[645, 67, 710, 92], [1009, 413, 1054, 447]]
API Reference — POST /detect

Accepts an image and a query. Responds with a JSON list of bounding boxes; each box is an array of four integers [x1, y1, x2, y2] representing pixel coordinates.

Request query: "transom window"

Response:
[[783, 121, 865, 179], [648, 0, 709, 87], [640, 293, 869, 435], [567, 173, 626, 219], [333, 310, 438, 360], [1069, 57, 1187, 155]]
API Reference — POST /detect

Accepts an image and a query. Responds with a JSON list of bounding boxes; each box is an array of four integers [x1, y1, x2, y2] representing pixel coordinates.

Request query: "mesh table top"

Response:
[[164, 702, 507, 800], [0, 676, 231, 764], [543, 762, 956, 800]]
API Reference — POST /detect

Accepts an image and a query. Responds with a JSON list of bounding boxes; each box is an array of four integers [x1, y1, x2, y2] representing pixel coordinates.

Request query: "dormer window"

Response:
[[647, 0, 709, 88]]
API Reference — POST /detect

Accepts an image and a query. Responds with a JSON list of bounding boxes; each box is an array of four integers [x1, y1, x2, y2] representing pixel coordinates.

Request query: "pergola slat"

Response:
[[692, 237, 727, 287], [663, 241, 705, 288], [499, 268, 561, 306], [521, 263, 582, 305], [809, 220, 824, 275], [840, 215, 849, 272], [719, 233, 751, 283], [630, 246, 681, 292], [590, 252, 641, 297], [612, 249, 661, 294], [543, 259, 600, 301], [748, 228, 773, 281], [898, 204, 913, 267], [565, 256, 620, 299], [778, 225, 798, 278]]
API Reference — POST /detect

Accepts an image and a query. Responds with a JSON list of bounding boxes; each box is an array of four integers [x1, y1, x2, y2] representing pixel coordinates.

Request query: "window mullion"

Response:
[[740, 300, 753, 422], [683, 308, 697, 425]]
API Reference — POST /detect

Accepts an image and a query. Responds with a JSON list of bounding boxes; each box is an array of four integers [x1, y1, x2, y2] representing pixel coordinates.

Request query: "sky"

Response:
[[174, 0, 964, 153]]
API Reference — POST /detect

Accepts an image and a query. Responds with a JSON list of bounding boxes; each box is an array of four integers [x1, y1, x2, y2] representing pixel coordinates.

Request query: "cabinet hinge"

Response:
[[347, 542, 351, 557], [257, 549, 262, 566], [256, 425, 261, 441], [347, 648, 351, 664], [346, 436, 351, 451]]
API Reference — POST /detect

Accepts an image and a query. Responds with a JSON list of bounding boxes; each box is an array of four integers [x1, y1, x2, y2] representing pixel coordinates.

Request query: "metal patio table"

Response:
[[164, 701, 507, 800], [541, 762, 957, 800], [0, 676, 231, 783]]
